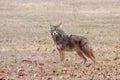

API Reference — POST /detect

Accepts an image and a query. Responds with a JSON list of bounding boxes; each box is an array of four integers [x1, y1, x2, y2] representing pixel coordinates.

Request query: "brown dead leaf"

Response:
[[106, 75, 111, 80], [86, 32, 89, 34], [70, 73, 77, 77], [81, 70, 86, 75], [115, 45, 120, 49], [0, 78, 5, 80], [45, 48, 47, 51], [39, 66, 45, 74], [37, 47, 40, 51], [52, 48, 56, 53], [39, 62, 44, 66], [0, 69, 5, 74], [96, 67, 101, 71], [102, 71, 111, 80], [21, 59, 32, 64], [86, 63, 92, 67], [47, 77, 52, 80], [53, 68, 57, 74], [62, 67, 68, 74], [17, 69, 26, 78], [113, 57, 119, 60]]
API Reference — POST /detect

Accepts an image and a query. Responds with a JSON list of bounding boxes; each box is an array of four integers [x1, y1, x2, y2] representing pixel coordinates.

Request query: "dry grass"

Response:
[[0, 0, 120, 80]]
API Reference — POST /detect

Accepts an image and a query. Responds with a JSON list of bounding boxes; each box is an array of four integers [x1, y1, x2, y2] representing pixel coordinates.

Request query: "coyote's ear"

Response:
[[58, 23, 62, 29], [49, 24, 54, 30]]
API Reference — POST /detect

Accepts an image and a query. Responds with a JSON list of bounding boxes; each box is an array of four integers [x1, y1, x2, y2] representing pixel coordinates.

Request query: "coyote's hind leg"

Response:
[[77, 50, 87, 65], [81, 44, 96, 63]]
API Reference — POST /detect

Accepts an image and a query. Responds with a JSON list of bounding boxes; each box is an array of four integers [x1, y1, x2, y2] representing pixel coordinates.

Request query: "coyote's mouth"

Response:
[[54, 36, 60, 40]]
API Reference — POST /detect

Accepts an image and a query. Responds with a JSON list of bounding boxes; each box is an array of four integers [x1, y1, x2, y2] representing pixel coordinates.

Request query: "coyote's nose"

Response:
[[53, 31, 58, 35]]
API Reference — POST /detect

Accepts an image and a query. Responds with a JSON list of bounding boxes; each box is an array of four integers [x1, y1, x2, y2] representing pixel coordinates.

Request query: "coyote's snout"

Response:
[[49, 23, 96, 64]]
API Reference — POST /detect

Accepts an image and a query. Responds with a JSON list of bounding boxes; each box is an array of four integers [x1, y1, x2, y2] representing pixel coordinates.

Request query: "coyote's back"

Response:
[[49, 23, 96, 64]]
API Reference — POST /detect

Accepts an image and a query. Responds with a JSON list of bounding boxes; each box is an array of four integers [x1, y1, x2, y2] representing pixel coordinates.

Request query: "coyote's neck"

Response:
[[53, 34, 69, 45]]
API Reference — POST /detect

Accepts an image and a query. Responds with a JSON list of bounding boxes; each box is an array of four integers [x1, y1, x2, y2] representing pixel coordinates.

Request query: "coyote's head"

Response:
[[49, 23, 65, 41]]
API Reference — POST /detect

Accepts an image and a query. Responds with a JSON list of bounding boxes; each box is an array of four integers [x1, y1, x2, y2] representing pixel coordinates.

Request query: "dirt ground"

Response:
[[0, 0, 120, 80]]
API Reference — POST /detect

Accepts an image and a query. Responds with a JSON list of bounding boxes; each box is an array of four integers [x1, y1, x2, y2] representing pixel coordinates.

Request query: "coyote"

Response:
[[49, 23, 96, 64]]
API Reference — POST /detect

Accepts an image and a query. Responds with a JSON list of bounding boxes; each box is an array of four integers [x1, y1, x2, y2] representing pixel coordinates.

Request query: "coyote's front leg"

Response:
[[58, 49, 65, 62]]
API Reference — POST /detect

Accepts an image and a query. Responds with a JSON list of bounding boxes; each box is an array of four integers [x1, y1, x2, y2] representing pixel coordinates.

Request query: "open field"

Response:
[[0, 0, 120, 80]]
